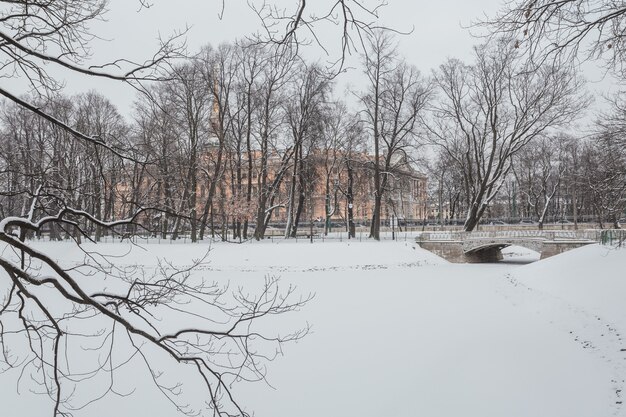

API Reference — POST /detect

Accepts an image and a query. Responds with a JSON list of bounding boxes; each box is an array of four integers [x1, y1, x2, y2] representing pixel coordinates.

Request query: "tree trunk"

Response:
[[291, 149, 307, 237], [199, 140, 225, 240], [284, 144, 299, 237], [346, 165, 355, 238]]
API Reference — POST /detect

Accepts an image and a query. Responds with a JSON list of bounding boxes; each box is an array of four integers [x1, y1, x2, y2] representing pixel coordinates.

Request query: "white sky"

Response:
[[94, 0, 503, 63], [9, 0, 619, 125]]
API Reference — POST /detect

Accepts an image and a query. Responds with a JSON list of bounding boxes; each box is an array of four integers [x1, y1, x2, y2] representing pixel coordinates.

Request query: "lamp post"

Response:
[[348, 202, 354, 239], [512, 181, 517, 221]]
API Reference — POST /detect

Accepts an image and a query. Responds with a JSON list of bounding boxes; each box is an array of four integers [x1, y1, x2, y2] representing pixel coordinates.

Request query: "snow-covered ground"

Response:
[[1, 239, 625, 417]]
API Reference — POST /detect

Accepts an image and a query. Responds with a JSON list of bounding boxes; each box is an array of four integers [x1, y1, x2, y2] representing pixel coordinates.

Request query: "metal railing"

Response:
[[600, 230, 626, 247]]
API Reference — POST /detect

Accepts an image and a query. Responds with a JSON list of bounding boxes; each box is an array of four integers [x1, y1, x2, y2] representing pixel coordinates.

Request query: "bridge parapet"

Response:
[[417, 230, 600, 242]]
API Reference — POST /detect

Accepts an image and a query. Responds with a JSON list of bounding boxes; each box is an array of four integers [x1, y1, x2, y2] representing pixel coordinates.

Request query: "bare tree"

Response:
[[253, 47, 297, 240], [597, 91, 626, 148], [427, 40, 588, 231], [317, 101, 351, 235], [357, 32, 395, 240], [236, 41, 265, 240], [0, 0, 181, 147], [585, 116, 626, 227], [73, 92, 129, 241], [283, 62, 331, 238], [0, 219, 310, 415], [198, 43, 240, 241], [166, 62, 210, 242], [335, 112, 367, 238], [358, 32, 431, 239], [132, 84, 180, 238], [432, 149, 465, 224], [513, 135, 569, 229], [482, 0, 626, 75], [250, 0, 390, 71], [561, 136, 585, 228]]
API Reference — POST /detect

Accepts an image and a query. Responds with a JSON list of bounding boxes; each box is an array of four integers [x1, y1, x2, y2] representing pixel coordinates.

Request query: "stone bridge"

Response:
[[416, 230, 599, 263]]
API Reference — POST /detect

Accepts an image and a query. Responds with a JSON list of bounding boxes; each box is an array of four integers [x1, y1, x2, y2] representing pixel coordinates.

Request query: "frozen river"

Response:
[[1, 239, 624, 417]]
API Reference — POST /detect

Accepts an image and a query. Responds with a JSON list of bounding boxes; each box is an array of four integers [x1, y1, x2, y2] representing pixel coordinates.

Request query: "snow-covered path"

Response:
[[1, 240, 624, 417]]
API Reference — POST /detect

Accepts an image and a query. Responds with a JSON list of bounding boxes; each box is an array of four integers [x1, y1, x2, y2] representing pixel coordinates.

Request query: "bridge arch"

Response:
[[463, 239, 545, 255]]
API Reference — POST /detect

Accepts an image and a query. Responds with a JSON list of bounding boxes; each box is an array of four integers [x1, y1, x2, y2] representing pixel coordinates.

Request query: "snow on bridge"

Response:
[[416, 230, 599, 263]]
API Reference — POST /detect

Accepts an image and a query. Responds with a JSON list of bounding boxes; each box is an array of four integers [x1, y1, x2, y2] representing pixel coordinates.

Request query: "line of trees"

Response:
[[3, 34, 624, 241], [5, 38, 625, 238], [431, 128, 626, 229], [1, 35, 434, 242]]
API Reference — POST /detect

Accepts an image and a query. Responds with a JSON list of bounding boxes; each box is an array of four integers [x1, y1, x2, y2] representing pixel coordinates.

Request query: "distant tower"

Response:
[[208, 67, 220, 146]]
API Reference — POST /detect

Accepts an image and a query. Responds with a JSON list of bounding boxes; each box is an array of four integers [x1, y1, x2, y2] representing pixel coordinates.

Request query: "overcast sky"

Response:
[[94, 0, 504, 64], [52, 0, 501, 107], [20, 0, 618, 125]]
